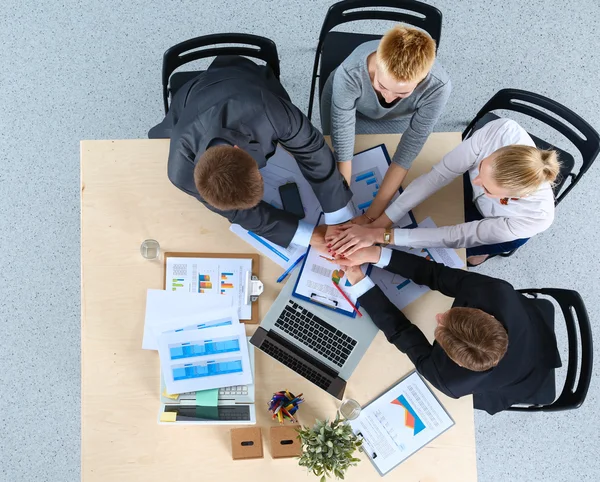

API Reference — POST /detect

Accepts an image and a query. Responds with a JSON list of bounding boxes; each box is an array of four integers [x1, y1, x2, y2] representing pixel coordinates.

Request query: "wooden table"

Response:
[[81, 133, 476, 482]]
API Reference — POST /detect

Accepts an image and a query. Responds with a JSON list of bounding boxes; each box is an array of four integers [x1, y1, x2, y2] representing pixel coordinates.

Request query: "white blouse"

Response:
[[385, 118, 555, 248]]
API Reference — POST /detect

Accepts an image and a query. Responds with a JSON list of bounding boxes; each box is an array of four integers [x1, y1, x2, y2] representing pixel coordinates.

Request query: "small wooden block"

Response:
[[231, 427, 263, 460], [270, 426, 301, 459]]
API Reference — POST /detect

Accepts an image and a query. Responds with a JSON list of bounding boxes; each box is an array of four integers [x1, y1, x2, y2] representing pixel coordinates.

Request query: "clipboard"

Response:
[[163, 252, 262, 324], [292, 213, 371, 319], [351, 370, 455, 476], [352, 144, 418, 229]]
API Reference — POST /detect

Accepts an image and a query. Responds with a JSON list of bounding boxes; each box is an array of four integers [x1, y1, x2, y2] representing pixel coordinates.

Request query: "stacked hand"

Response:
[[331, 245, 382, 268], [325, 224, 383, 257]]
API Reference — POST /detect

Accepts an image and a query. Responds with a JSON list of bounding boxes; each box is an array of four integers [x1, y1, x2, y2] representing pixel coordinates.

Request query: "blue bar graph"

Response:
[[366, 178, 377, 185], [355, 171, 375, 182], [169, 337, 240, 360], [172, 359, 243, 381], [357, 200, 373, 210]]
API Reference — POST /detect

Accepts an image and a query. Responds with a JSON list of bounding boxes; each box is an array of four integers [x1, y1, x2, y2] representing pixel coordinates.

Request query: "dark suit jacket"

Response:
[[358, 250, 561, 415], [149, 56, 352, 247]]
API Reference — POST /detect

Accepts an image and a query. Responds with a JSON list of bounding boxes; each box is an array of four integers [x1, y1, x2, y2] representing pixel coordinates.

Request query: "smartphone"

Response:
[[279, 182, 305, 219]]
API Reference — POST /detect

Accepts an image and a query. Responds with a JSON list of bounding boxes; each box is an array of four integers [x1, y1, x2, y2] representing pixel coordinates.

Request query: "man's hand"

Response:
[[345, 266, 365, 285], [331, 246, 382, 267], [327, 225, 384, 257], [309, 225, 329, 254]]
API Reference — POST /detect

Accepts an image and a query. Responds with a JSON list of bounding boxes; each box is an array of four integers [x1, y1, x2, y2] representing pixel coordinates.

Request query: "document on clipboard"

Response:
[[163, 252, 263, 323], [349, 371, 454, 476], [292, 214, 370, 318]]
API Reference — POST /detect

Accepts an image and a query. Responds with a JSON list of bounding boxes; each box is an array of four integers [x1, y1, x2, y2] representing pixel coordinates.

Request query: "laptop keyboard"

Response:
[[219, 385, 249, 397], [274, 300, 357, 367], [260, 338, 333, 390]]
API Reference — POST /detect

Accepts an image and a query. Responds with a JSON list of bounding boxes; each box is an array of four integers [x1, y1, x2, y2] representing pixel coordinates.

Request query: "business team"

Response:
[[149, 26, 562, 414]]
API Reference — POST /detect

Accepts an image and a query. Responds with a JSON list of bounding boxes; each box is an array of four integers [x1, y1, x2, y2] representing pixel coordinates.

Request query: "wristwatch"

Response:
[[382, 229, 392, 246]]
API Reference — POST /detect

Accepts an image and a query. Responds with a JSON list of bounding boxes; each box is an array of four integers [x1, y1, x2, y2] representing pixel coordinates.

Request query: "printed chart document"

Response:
[[158, 321, 252, 394], [230, 145, 416, 268], [370, 217, 464, 311], [149, 307, 240, 344], [142, 290, 234, 350], [350, 145, 417, 230], [349, 371, 454, 476], [165, 256, 252, 320]]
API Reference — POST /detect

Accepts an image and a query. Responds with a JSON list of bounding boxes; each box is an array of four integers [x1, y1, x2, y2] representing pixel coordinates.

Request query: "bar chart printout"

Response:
[[158, 322, 252, 394]]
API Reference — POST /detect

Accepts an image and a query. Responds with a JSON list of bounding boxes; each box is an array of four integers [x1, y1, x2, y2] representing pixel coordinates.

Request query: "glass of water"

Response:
[[340, 398, 361, 420], [140, 239, 160, 260]]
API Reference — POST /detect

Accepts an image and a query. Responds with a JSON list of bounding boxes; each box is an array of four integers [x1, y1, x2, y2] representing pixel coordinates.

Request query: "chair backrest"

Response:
[[462, 89, 600, 205], [162, 33, 280, 114], [308, 0, 443, 119], [510, 288, 593, 412]]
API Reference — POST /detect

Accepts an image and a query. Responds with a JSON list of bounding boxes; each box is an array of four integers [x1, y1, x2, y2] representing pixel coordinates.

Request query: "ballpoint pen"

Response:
[[276, 253, 306, 283], [332, 281, 362, 317]]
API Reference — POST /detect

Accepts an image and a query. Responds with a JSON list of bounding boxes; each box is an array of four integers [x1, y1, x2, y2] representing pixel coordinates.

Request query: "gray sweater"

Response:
[[324, 40, 451, 168]]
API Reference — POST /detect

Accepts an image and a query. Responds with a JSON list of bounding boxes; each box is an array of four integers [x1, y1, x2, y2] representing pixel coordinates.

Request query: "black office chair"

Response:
[[161, 33, 280, 114], [307, 0, 443, 120], [463, 89, 600, 257], [506, 289, 593, 412]]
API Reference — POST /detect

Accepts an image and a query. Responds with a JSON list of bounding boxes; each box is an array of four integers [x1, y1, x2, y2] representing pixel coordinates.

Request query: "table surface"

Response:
[[81, 133, 476, 482]]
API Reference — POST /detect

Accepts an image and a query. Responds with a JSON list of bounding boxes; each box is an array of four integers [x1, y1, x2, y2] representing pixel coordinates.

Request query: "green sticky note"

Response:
[[195, 388, 219, 407]]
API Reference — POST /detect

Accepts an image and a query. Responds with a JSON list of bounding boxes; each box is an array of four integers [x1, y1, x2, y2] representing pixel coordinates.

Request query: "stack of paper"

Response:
[[145, 304, 253, 395]]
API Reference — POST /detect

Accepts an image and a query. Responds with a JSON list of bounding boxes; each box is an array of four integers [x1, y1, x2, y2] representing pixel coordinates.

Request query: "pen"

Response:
[[319, 255, 335, 261], [332, 281, 362, 317], [277, 253, 306, 283]]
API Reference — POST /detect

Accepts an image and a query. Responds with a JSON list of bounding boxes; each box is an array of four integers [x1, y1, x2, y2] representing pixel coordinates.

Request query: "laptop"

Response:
[[250, 270, 378, 400], [158, 340, 256, 425]]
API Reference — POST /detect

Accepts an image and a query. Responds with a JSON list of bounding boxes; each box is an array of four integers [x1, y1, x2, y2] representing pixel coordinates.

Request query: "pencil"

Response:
[[319, 255, 335, 261], [332, 281, 362, 317]]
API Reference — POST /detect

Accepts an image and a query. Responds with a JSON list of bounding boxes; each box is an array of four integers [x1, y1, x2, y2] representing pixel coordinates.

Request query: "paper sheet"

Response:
[[158, 321, 252, 394], [230, 144, 416, 269], [149, 307, 240, 345], [370, 217, 464, 311], [293, 244, 359, 316], [165, 256, 252, 320], [349, 146, 417, 229], [142, 290, 234, 350], [349, 371, 454, 475]]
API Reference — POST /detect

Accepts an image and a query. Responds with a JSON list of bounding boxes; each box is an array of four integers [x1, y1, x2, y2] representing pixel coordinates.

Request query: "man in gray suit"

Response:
[[149, 55, 354, 248]]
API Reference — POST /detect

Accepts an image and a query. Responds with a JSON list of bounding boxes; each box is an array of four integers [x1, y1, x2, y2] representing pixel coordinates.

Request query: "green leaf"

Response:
[[320, 477, 326, 482]]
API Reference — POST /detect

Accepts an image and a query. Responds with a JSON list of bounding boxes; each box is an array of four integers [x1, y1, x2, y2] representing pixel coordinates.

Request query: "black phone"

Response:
[[279, 182, 305, 219]]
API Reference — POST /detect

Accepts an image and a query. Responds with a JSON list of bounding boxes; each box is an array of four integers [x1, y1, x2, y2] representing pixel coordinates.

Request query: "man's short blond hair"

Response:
[[376, 25, 436, 82]]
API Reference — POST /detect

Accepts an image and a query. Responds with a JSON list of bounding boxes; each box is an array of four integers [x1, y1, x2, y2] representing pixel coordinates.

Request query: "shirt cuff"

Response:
[[324, 202, 354, 225], [289, 220, 315, 248], [392, 228, 409, 246], [344, 275, 376, 300], [374, 247, 393, 268]]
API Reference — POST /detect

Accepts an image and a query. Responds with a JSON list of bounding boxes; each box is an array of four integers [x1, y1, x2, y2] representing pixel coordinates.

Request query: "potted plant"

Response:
[[297, 411, 362, 481]]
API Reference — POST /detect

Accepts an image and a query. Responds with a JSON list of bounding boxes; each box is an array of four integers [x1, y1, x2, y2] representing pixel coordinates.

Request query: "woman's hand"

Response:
[[326, 224, 384, 257], [344, 266, 366, 285], [351, 213, 372, 226]]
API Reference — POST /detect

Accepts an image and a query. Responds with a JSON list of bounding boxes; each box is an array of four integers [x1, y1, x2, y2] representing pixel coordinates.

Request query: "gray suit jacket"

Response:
[[149, 56, 352, 247]]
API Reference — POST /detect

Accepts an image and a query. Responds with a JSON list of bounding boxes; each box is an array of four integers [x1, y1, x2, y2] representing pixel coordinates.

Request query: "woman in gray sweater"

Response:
[[321, 26, 451, 224]]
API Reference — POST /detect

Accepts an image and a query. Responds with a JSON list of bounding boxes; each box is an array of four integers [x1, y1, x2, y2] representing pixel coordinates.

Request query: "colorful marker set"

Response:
[[268, 390, 304, 424]]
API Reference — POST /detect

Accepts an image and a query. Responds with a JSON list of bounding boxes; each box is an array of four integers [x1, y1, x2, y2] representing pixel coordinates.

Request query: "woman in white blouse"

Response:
[[326, 118, 561, 265]]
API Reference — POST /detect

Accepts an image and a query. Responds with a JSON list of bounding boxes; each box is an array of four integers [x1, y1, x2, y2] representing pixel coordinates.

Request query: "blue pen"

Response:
[[276, 253, 306, 283]]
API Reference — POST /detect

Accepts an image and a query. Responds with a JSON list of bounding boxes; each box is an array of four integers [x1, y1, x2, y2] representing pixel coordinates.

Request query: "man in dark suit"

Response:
[[338, 245, 561, 414], [149, 55, 354, 248]]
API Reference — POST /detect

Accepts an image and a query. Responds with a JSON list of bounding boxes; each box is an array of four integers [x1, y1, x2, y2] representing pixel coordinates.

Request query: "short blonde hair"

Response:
[[492, 145, 561, 196], [435, 307, 508, 372], [376, 25, 436, 82], [194, 146, 263, 211]]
